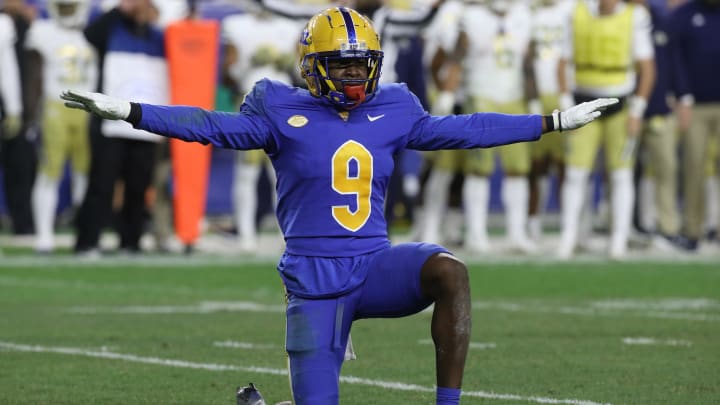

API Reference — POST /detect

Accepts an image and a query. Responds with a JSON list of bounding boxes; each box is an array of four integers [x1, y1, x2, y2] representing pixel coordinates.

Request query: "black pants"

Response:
[[1, 128, 36, 234], [75, 118, 157, 252]]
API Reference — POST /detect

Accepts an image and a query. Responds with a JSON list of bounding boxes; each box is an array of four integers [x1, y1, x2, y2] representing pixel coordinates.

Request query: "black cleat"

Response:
[[237, 383, 266, 405]]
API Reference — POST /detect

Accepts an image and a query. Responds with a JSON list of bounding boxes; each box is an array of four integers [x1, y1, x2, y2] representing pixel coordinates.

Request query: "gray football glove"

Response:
[[61, 89, 131, 120], [553, 97, 619, 131]]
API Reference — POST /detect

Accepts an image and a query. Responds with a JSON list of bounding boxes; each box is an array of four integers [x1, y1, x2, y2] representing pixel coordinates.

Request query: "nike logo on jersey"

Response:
[[367, 114, 385, 122]]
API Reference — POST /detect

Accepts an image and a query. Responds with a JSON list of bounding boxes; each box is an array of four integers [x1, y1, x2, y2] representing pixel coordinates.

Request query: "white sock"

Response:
[[419, 169, 452, 244], [502, 176, 529, 242], [32, 174, 59, 251], [71, 172, 88, 206], [444, 207, 464, 243], [462, 175, 489, 246], [638, 176, 656, 232], [579, 176, 595, 242], [528, 215, 542, 240], [537, 175, 551, 214], [233, 163, 261, 242], [705, 176, 719, 233], [610, 168, 634, 256], [559, 167, 589, 256]]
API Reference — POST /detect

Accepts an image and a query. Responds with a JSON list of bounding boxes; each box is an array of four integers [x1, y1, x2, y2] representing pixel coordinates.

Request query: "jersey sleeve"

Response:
[[632, 5, 654, 61], [403, 89, 543, 150], [560, 0, 577, 59], [134, 81, 280, 153], [23, 22, 41, 52]]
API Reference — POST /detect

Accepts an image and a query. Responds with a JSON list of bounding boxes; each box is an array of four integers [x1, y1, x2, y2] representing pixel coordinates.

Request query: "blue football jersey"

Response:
[[136, 79, 543, 257]]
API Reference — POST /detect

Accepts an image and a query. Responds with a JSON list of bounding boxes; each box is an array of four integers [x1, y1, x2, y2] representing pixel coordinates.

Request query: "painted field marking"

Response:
[[213, 340, 277, 350], [0, 341, 614, 405], [4, 269, 716, 323], [418, 339, 497, 350], [58, 297, 720, 322], [621, 337, 692, 347], [67, 301, 285, 314], [473, 299, 720, 322]]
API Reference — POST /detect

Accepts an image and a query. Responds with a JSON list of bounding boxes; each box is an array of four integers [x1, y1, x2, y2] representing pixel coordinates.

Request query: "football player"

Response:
[[25, 0, 96, 253], [631, 0, 685, 251], [527, 0, 574, 240], [61, 7, 615, 404], [421, 0, 540, 253], [671, 0, 720, 250], [0, 12, 22, 142], [556, 0, 655, 260]]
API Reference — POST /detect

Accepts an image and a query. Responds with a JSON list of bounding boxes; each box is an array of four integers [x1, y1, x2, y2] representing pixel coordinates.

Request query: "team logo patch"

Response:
[[287, 115, 309, 127]]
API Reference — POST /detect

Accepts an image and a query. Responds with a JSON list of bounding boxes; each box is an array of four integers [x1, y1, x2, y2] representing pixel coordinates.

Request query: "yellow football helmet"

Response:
[[298, 7, 383, 109]]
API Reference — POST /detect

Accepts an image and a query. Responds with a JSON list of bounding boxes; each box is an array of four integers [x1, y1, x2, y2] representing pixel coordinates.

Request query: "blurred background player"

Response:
[[421, 0, 539, 253], [632, 0, 685, 250], [221, 2, 302, 251], [670, 0, 720, 251], [1, 0, 36, 236], [25, 0, 96, 253], [703, 136, 719, 242], [0, 9, 22, 154], [372, 0, 442, 232], [73, 0, 168, 257], [0, 8, 22, 241], [415, 0, 463, 246], [526, 0, 573, 240], [556, 0, 655, 259]]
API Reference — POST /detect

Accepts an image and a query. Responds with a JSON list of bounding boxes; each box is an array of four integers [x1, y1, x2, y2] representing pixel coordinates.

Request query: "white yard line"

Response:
[[0, 341, 613, 405], [56, 298, 719, 322], [621, 337, 692, 347], [213, 340, 278, 350], [3, 270, 717, 323], [67, 301, 286, 314], [474, 301, 720, 322], [591, 298, 720, 311]]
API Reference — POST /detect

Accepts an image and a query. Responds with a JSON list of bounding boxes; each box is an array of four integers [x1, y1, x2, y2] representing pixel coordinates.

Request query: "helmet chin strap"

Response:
[[328, 84, 366, 110]]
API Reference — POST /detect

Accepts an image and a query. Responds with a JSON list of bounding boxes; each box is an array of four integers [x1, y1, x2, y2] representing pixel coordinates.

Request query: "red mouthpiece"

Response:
[[343, 84, 366, 109]]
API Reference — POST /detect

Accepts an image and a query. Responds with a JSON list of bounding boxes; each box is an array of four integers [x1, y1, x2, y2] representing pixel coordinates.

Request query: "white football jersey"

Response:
[[423, 0, 464, 67], [222, 12, 303, 92], [460, 3, 533, 103], [25, 19, 97, 100], [531, 0, 573, 95]]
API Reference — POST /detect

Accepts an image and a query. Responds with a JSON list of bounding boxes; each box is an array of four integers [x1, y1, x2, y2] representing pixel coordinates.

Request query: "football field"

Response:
[[1, 252, 718, 405]]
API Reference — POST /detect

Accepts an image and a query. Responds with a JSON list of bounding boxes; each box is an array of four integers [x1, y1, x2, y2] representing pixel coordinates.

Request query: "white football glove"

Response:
[[552, 98, 619, 131], [60, 89, 131, 120]]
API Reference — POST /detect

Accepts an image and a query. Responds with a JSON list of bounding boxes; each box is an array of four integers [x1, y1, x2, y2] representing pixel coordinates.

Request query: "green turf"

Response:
[[0, 259, 718, 404]]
